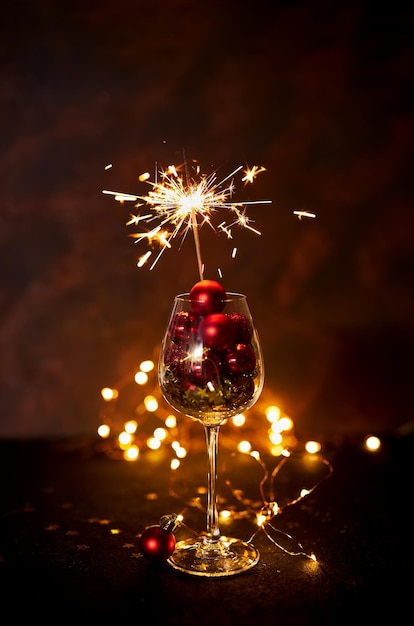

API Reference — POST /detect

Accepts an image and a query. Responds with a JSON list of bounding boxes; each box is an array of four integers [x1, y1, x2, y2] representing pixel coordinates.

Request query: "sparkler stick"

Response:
[[191, 208, 204, 281], [183, 153, 204, 281]]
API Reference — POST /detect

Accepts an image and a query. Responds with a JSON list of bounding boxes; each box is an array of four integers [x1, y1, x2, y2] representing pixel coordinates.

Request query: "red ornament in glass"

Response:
[[168, 311, 198, 344], [185, 352, 219, 386], [198, 313, 236, 350], [228, 312, 253, 344], [190, 280, 226, 315], [224, 343, 257, 374]]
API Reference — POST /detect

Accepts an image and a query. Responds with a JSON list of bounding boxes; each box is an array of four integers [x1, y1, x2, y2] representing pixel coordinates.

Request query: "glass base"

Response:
[[167, 536, 260, 578]]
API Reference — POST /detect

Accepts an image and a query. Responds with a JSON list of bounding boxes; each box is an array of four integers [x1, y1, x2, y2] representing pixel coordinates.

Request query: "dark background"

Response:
[[1, 0, 413, 442]]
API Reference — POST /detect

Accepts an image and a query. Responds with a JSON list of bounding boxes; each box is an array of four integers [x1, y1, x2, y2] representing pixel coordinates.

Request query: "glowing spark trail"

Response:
[[103, 161, 271, 280], [242, 165, 266, 184], [293, 210, 316, 220]]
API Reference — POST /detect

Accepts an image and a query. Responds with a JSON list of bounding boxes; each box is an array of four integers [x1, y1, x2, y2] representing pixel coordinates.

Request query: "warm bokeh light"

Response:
[[97, 424, 110, 438], [219, 510, 232, 522], [269, 431, 283, 445], [144, 395, 158, 412], [365, 435, 381, 451], [147, 437, 161, 450], [101, 387, 119, 401], [279, 416, 294, 431], [265, 405, 281, 422], [270, 415, 294, 434], [154, 427, 167, 441], [238, 440, 252, 454], [134, 371, 148, 385], [124, 420, 137, 434], [140, 360, 154, 372], [232, 413, 246, 427], [174, 445, 187, 459], [305, 440, 321, 454], [165, 415, 176, 428], [118, 431, 132, 448], [124, 445, 139, 461]]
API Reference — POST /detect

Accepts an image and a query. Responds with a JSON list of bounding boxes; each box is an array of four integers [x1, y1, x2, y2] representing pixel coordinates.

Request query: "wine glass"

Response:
[[158, 283, 264, 577]]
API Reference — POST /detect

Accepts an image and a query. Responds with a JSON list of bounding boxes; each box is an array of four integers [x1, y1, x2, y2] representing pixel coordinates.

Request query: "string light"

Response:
[[97, 349, 382, 561], [305, 440, 321, 454], [97, 350, 327, 562]]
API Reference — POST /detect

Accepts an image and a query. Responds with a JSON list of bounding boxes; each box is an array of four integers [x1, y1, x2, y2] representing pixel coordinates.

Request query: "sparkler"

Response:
[[103, 160, 271, 281]]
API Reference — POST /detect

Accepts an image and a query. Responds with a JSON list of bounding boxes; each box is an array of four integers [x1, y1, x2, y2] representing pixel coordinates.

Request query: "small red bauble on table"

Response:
[[139, 514, 178, 562]]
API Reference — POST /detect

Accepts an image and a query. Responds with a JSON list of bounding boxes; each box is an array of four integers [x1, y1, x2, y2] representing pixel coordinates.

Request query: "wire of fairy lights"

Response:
[[97, 353, 327, 552], [98, 353, 384, 562]]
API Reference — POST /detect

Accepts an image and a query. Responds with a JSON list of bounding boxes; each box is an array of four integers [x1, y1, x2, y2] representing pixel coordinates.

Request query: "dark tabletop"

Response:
[[0, 432, 411, 624]]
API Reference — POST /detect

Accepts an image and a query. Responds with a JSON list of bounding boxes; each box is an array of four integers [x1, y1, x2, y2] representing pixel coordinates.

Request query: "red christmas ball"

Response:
[[228, 312, 253, 344], [224, 343, 257, 374], [139, 525, 176, 561], [198, 313, 236, 350], [185, 352, 219, 386], [190, 280, 226, 315], [168, 311, 198, 343]]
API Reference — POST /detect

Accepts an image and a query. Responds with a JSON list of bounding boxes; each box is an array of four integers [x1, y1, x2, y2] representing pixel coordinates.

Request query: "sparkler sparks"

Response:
[[293, 210, 316, 220], [103, 161, 271, 279], [242, 165, 266, 185]]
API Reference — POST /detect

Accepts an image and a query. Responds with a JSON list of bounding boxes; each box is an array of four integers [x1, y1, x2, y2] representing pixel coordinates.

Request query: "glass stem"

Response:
[[204, 425, 221, 543]]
